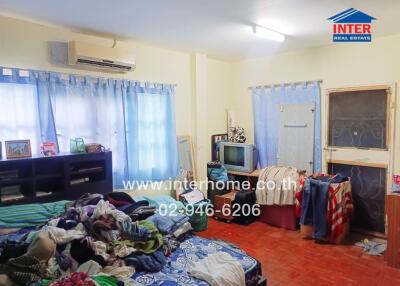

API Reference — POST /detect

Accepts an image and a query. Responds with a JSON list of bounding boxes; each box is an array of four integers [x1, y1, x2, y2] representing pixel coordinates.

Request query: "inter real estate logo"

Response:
[[328, 8, 376, 42]]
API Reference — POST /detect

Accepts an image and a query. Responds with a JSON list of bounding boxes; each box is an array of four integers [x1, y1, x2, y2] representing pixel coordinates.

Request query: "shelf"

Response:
[[227, 169, 260, 177], [36, 192, 54, 198], [0, 177, 32, 187], [0, 151, 112, 206], [35, 174, 63, 180], [70, 167, 104, 176], [2, 194, 26, 201], [0, 195, 36, 206]]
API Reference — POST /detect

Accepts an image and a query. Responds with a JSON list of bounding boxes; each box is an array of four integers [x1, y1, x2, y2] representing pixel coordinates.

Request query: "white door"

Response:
[[278, 103, 315, 173], [325, 85, 394, 234]]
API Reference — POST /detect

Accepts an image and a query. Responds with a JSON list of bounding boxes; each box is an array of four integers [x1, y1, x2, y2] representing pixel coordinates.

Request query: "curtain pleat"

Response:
[[125, 83, 179, 181]]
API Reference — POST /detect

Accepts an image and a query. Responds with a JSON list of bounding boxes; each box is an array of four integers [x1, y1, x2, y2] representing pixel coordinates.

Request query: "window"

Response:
[[328, 89, 388, 149], [51, 83, 97, 152], [124, 86, 179, 181], [0, 83, 42, 154], [0, 69, 178, 185]]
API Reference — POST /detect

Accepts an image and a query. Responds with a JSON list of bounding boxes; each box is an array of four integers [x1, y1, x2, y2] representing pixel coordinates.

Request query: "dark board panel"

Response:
[[328, 163, 386, 233], [328, 89, 387, 149]]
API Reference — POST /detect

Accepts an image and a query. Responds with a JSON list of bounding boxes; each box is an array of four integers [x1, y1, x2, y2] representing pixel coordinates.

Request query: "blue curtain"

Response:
[[0, 70, 42, 153], [0, 67, 179, 187], [252, 81, 321, 172], [42, 75, 129, 188], [124, 82, 179, 181]]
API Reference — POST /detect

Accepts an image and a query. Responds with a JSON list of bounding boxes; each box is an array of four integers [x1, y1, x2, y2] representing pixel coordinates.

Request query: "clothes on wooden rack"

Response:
[[297, 174, 353, 242], [256, 166, 299, 205]]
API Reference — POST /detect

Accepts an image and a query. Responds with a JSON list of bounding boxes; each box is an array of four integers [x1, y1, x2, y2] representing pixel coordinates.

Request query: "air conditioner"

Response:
[[68, 41, 135, 73]]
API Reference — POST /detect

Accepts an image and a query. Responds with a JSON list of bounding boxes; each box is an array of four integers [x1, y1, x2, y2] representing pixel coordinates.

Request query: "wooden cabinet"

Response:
[[385, 194, 400, 268]]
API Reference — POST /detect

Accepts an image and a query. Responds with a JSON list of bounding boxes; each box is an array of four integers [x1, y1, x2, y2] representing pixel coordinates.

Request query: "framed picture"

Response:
[[41, 142, 57, 157], [5, 140, 32, 159]]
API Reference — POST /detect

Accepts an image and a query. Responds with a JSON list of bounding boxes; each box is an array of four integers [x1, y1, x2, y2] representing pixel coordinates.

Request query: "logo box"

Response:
[[328, 8, 376, 42]]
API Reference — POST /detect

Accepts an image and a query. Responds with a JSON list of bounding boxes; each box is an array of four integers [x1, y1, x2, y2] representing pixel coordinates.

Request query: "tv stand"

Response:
[[227, 169, 260, 191], [0, 152, 112, 206], [227, 169, 260, 178]]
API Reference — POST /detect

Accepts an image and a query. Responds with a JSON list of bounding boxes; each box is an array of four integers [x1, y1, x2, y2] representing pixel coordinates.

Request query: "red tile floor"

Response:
[[198, 219, 400, 286]]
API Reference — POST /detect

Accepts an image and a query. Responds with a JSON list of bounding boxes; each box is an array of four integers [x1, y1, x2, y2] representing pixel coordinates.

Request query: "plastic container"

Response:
[[185, 199, 210, 232], [70, 138, 86, 153]]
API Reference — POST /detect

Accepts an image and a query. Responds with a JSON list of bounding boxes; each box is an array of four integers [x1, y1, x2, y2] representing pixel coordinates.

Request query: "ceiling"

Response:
[[0, 0, 399, 60]]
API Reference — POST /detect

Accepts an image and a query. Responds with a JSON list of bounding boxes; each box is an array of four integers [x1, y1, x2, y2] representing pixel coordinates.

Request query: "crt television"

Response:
[[219, 142, 258, 173]]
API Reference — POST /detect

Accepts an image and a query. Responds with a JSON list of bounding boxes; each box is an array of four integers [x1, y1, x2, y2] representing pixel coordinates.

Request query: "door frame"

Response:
[[324, 83, 396, 236]]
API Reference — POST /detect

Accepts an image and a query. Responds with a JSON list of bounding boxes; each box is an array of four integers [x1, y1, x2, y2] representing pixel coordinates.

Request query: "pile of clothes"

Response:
[[256, 166, 301, 206], [0, 192, 194, 286]]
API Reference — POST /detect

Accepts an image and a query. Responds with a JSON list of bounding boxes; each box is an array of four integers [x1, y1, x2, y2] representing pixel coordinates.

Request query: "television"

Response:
[[219, 142, 258, 173]]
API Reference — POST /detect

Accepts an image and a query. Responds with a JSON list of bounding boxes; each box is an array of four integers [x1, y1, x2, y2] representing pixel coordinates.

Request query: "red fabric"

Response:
[[327, 185, 341, 240], [296, 174, 353, 242], [49, 272, 96, 286], [295, 177, 305, 218], [106, 196, 131, 207], [327, 183, 353, 242]]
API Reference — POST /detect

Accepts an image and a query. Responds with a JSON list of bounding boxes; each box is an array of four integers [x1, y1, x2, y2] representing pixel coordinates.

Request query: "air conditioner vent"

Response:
[[68, 41, 135, 73], [76, 59, 133, 71]]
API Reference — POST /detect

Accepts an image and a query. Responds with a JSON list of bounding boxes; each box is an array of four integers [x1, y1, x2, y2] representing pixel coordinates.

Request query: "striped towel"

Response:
[[0, 200, 70, 228]]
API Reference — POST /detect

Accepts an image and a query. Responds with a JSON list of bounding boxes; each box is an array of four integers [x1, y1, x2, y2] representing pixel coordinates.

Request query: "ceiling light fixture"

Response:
[[252, 25, 285, 42]]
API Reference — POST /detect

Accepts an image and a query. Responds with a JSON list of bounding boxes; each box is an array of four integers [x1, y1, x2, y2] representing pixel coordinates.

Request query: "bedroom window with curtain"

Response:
[[0, 68, 179, 187], [0, 82, 42, 153], [124, 83, 179, 182]]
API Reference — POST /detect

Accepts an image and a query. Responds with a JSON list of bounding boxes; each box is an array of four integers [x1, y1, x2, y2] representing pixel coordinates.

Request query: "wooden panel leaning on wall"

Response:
[[385, 194, 400, 268]]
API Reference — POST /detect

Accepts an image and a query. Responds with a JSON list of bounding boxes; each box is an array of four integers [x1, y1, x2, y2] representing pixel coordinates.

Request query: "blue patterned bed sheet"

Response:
[[132, 236, 260, 286]]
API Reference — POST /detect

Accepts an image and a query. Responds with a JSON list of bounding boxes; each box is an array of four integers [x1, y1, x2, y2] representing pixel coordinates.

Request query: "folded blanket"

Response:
[[188, 252, 245, 286], [0, 201, 70, 229], [147, 213, 190, 235]]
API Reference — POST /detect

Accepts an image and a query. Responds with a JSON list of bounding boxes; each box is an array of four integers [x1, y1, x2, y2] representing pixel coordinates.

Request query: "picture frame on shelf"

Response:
[[41, 141, 57, 157], [5, 140, 32, 159]]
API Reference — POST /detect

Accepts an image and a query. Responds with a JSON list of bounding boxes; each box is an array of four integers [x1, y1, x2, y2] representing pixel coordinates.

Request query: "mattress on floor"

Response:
[[132, 236, 260, 286]]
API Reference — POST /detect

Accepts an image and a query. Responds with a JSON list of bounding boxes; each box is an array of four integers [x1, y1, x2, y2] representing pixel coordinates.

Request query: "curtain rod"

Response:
[[248, 79, 323, 90], [1, 66, 177, 88]]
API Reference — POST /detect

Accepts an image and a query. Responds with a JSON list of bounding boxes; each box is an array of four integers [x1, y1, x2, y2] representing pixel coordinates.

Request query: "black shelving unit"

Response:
[[0, 151, 112, 206]]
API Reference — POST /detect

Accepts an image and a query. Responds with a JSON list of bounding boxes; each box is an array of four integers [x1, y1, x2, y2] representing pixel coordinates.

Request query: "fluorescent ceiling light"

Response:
[[252, 25, 285, 42]]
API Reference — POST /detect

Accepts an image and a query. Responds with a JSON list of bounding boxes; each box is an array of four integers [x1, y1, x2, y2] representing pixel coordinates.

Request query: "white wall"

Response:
[[231, 34, 400, 173], [191, 55, 232, 188]]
